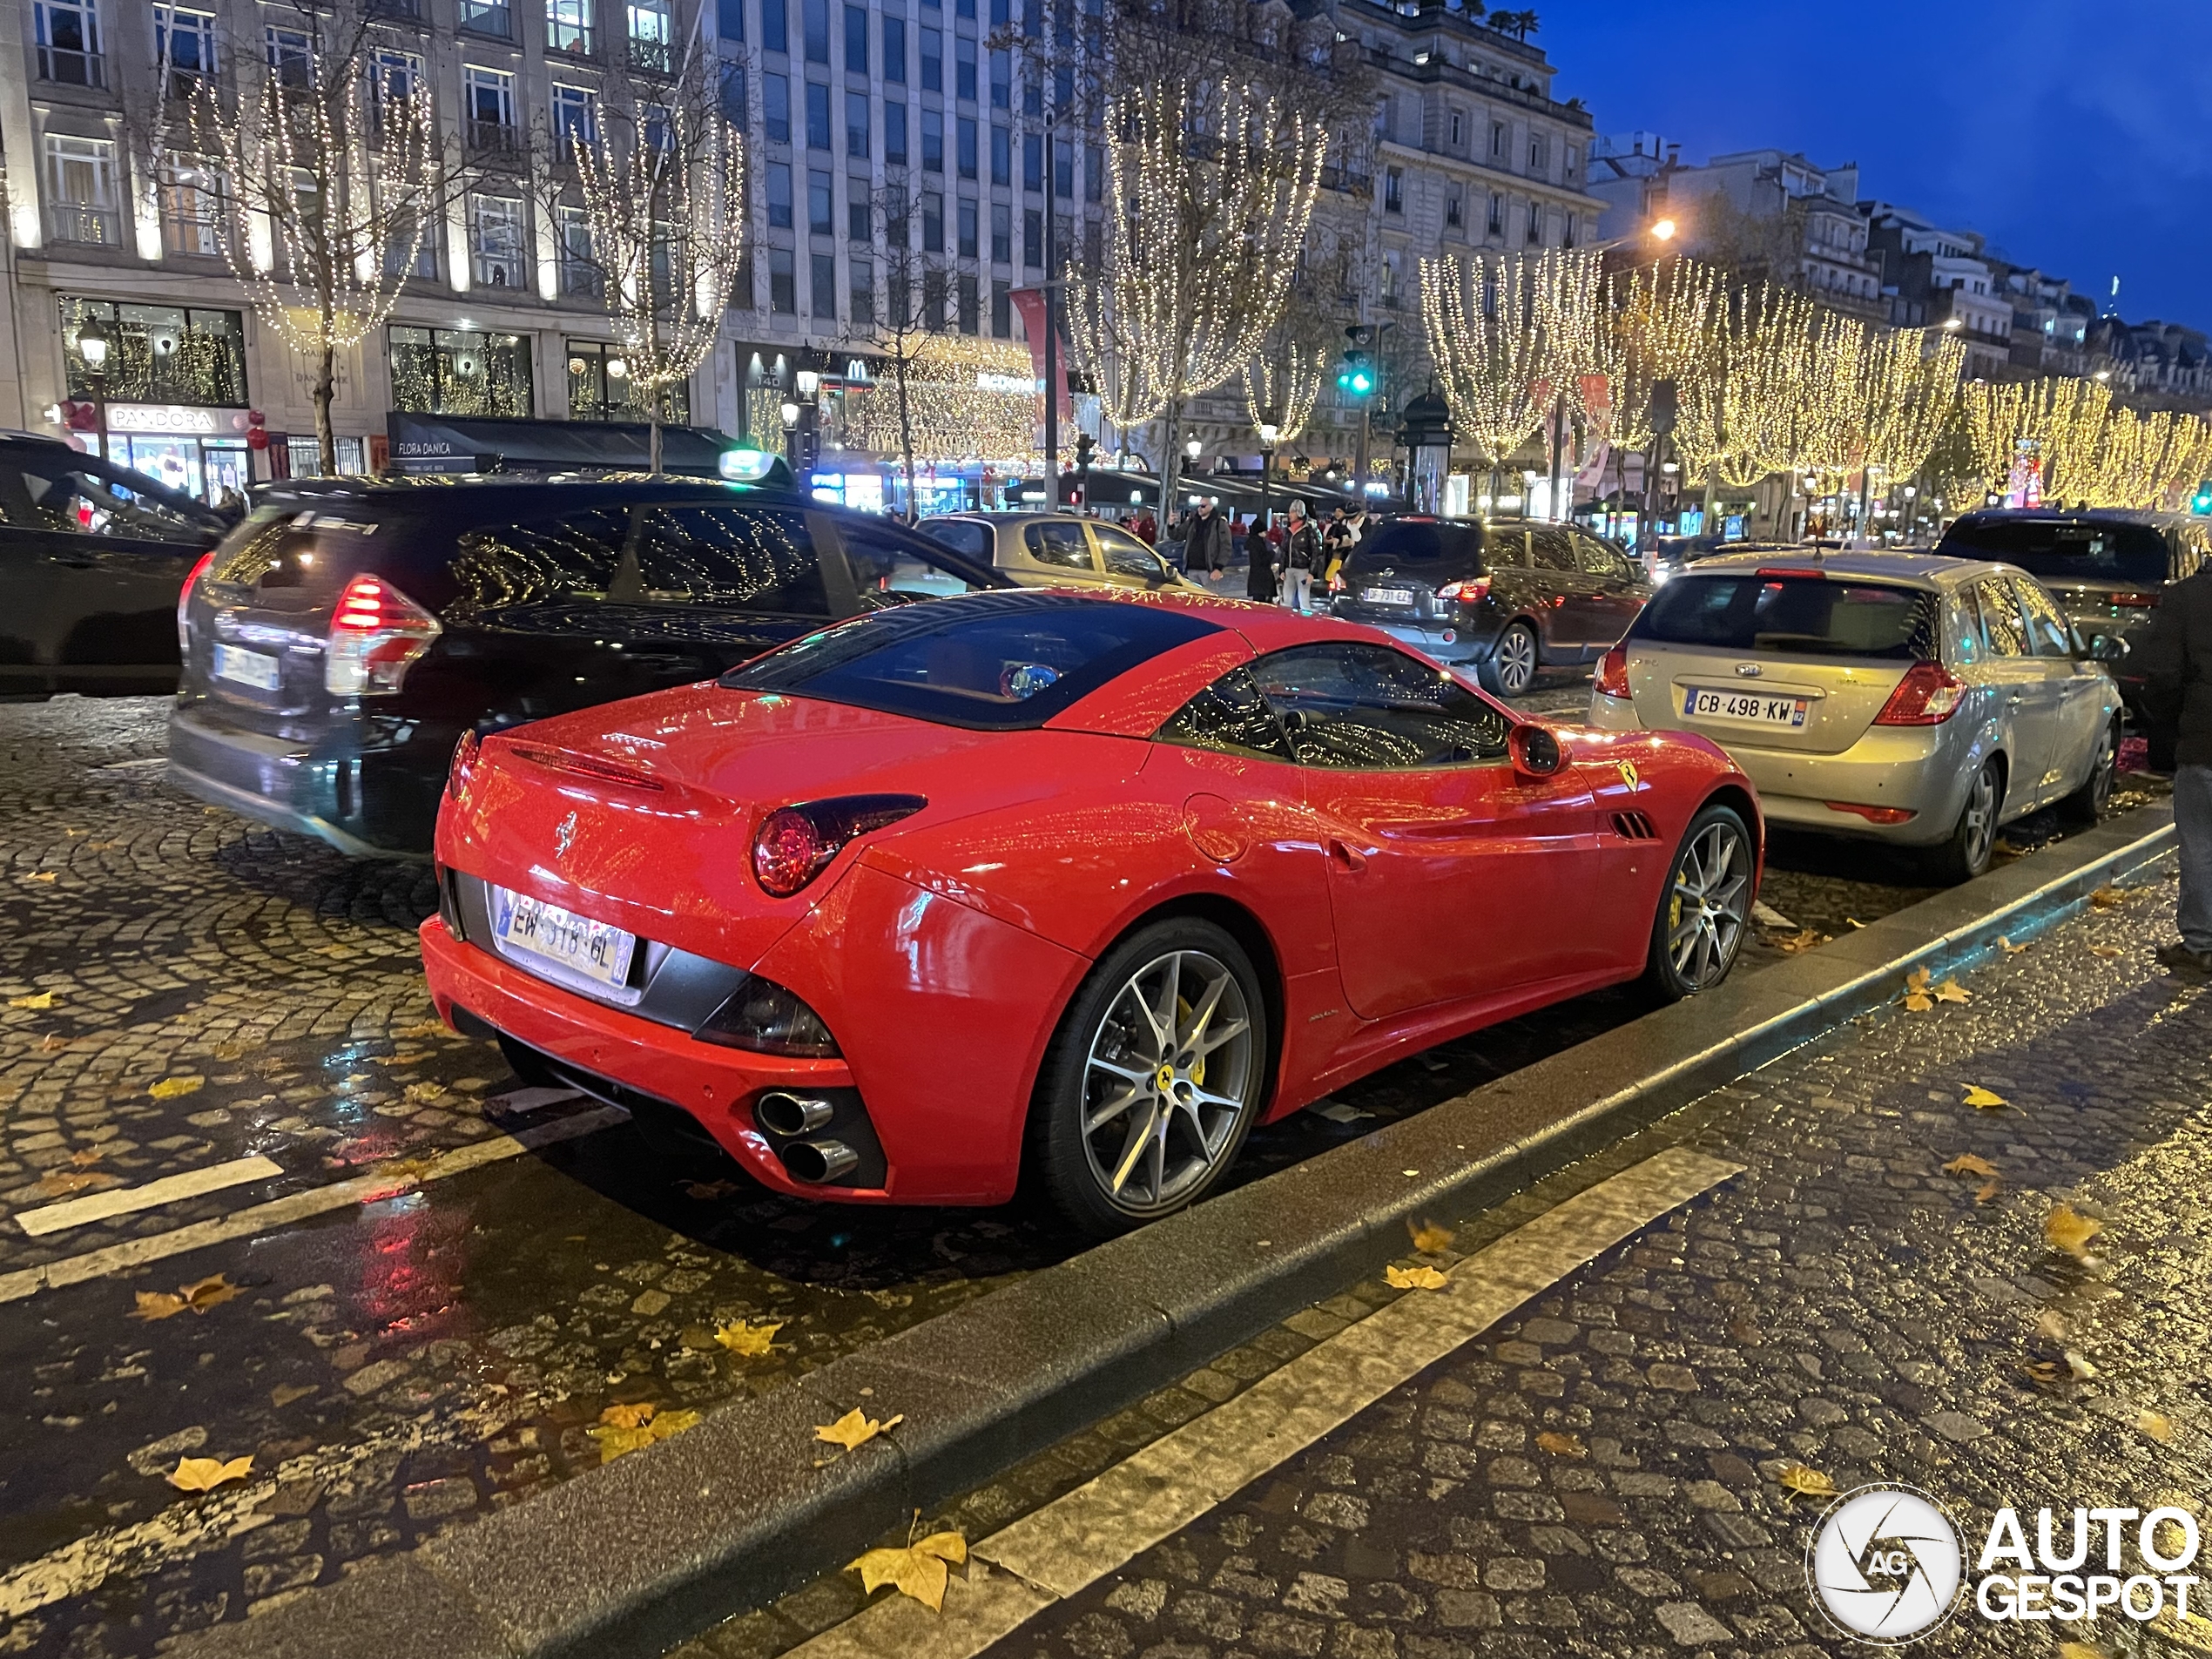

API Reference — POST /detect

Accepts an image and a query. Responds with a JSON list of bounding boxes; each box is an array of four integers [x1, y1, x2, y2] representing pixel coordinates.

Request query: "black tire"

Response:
[[1925, 757, 2003, 885], [1027, 918, 1270, 1238], [1642, 804, 1755, 1001], [1476, 621, 1540, 698], [2056, 719, 2117, 827]]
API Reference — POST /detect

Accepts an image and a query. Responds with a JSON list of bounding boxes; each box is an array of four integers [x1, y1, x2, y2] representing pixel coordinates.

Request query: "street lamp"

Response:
[[1257, 420, 1279, 543], [1650, 217, 1677, 243], [75, 316, 111, 372], [1183, 436, 1203, 507]]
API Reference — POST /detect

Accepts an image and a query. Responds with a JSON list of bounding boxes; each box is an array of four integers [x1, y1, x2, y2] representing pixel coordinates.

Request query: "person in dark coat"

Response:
[[1184, 497, 1231, 582], [1244, 516, 1277, 603], [2141, 563, 2212, 974]]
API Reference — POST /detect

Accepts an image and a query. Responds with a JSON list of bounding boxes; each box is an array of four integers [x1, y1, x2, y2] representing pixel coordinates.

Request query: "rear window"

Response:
[[1939, 518, 2170, 586], [1635, 575, 1939, 660], [207, 506, 456, 599], [919, 517, 990, 563], [721, 591, 1217, 730], [1343, 522, 1482, 577]]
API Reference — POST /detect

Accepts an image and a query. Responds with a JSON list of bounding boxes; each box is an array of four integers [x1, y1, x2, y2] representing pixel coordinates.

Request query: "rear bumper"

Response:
[[166, 702, 443, 859], [1332, 609, 1496, 664]]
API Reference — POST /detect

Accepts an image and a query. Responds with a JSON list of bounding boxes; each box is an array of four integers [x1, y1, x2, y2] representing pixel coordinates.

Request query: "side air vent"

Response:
[[1611, 811, 1658, 841]]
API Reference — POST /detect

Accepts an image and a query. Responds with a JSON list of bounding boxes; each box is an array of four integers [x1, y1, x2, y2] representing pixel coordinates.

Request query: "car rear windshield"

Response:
[[1340, 521, 1483, 578], [1938, 518, 2169, 586], [1635, 574, 1939, 660], [721, 591, 1218, 729], [207, 506, 457, 601]]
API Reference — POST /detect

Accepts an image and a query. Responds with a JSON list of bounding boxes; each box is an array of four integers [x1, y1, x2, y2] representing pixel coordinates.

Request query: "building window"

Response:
[[762, 0, 786, 51], [957, 272, 978, 334], [883, 13, 905, 81], [1023, 132, 1042, 192], [955, 35, 975, 100], [266, 24, 312, 85], [991, 278, 1010, 337], [460, 0, 512, 36], [922, 109, 943, 172], [1052, 137, 1071, 198], [157, 152, 225, 256], [806, 80, 832, 148], [1447, 109, 1462, 148], [770, 246, 797, 311], [1563, 145, 1577, 182], [989, 47, 1008, 107], [921, 26, 941, 89], [807, 167, 833, 234], [465, 65, 519, 152], [803, 0, 827, 60], [568, 338, 683, 421], [990, 201, 1009, 262], [1085, 144, 1102, 203], [1384, 166, 1402, 214], [1445, 188, 1461, 230], [812, 250, 838, 318], [957, 196, 977, 258], [765, 162, 793, 226], [958, 117, 977, 180], [470, 193, 528, 287], [846, 91, 869, 158], [1525, 198, 1541, 245], [1023, 206, 1041, 267], [153, 5, 216, 93], [1487, 191, 1502, 237], [851, 259, 874, 324], [556, 205, 600, 294], [847, 180, 870, 239], [35, 0, 102, 85], [719, 0, 744, 41], [548, 0, 592, 53], [922, 269, 947, 329], [1490, 120, 1505, 158], [1562, 212, 1575, 249], [1527, 135, 1544, 173], [389, 326, 532, 415], [624, 0, 672, 65], [763, 74, 791, 142], [43, 136, 122, 246], [718, 63, 746, 128], [990, 125, 1009, 186], [60, 298, 246, 403], [843, 2, 867, 71], [885, 99, 907, 164], [921, 189, 943, 253]]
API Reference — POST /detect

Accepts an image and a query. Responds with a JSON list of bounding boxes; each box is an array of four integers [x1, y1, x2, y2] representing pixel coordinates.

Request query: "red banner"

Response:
[[1009, 287, 1070, 421]]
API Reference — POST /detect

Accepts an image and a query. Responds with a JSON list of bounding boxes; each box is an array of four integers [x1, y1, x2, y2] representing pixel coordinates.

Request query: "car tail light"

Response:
[[177, 550, 215, 651], [1872, 660, 1967, 725], [1825, 801, 1917, 825], [446, 729, 480, 804], [506, 743, 666, 792], [2106, 591, 2161, 608], [695, 974, 842, 1056], [1756, 566, 1829, 579], [752, 793, 927, 898], [1436, 577, 1492, 605], [1595, 644, 1631, 699], [326, 574, 441, 697]]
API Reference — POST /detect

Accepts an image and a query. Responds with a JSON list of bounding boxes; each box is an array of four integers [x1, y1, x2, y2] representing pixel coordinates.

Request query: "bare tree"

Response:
[[860, 182, 946, 519]]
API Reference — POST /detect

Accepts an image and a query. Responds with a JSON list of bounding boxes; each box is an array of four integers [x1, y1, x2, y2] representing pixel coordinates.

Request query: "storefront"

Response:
[[57, 297, 254, 505], [388, 326, 534, 420], [566, 340, 687, 423]]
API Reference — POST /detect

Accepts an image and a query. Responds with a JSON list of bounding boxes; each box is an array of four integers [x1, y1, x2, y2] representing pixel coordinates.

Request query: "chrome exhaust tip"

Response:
[[780, 1139, 860, 1184], [757, 1091, 835, 1136]]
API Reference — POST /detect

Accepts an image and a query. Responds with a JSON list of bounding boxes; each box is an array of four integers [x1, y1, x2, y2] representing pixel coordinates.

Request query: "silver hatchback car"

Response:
[[918, 512, 1205, 595], [1584, 550, 2121, 881]]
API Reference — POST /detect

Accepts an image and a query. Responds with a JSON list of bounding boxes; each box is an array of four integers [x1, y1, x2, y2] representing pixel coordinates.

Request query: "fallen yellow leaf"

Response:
[[37, 1170, 104, 1199], [600, 1401, 656, 1429], [848, 1530, 968, 1612], [586, 1401, 702, 1463], [2046, 1204, 2104, 1259], [2139, 1411, 2175, 1443], [401, 1082, 448, 1103], [2090, 886, 2127, 908], [133, 1290, 190, 1320], [148, 1076, 204, 1099], [1974, 1180, 2001, 1205], [167, 1454, 253, 1493], [22, 871, 56, 883], [8, 990, 56, 1009], [1998, 936, 2029, 954], [2088, 944, 2124, 960], [1407, 1217, 1454, 1254], [1779, 1464, 1838, 1501], [1386, 1264, 1448, 1291], [1962, 1086, 2008, 1110], [816, 1408, 902, 1452], [1534, 1431, 1586, 1459], [69, 1148, 103, 1167], [1903, 991, 1934, 1012], [1942, 1153, 1997, 1177], [2058, 1642, 2110, 1659], [133, 1274, 243, 1320], [2064, 1350, 2099, 1381], [1775, 928, 1828, 954], [1905, 965, 1932, 993], [1932, 979, 1971, 1004], [714, 1319, 784, 1357]]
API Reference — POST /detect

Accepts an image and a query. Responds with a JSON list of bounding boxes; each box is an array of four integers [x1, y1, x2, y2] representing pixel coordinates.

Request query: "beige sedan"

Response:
[[919, 512, 1206, 594]]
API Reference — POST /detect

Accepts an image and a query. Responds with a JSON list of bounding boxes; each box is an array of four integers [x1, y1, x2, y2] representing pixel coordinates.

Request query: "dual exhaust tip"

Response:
[[757, 1091, 858, 1184]]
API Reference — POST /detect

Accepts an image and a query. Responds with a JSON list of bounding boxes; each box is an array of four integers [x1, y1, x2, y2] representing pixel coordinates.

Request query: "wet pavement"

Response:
[[0, 692, 2162, 1656]]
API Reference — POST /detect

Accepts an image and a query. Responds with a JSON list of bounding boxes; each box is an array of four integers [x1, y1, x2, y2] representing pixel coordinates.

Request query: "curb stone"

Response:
[[173, 803, 2177, 1658]]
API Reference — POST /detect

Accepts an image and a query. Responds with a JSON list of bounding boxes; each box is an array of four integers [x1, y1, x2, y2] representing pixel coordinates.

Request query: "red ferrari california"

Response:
[[422, 587, 1760, 1234]]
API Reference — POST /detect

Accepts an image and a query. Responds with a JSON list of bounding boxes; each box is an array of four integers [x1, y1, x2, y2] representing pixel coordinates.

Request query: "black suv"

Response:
[[1937, 509, 2212, 712], [1330, 516, 1650, 696], [170, 476, 1001, 857], [0, 433, 233, 696]]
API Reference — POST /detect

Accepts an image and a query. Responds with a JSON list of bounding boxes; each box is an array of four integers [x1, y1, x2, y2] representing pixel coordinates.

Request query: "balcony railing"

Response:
[[547, 21, 595, 54], [467, 119, 523, 157], [37, 45, 105, 87], [625, 35, 677, 73], [456, 0, 512, 36], [473, 247, 527, 288], [48, 204, 125, 245]]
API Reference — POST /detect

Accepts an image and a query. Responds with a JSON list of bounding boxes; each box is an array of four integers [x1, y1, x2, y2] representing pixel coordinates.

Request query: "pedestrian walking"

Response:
[[1244, 516, 1277, 604], [2142, 563, 2212, 974], [1184, 496, 1231, 583], [1130, 510, 1157, 547], [1280, 502, 1322, 614]]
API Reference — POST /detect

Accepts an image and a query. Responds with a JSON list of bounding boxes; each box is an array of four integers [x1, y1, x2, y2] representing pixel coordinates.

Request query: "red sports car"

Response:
[[421, 588, 1759, 1234]]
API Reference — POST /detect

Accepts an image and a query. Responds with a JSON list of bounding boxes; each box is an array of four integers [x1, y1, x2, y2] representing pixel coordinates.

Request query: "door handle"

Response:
[[2006, 693, 2025, 705], [1326, 838, 1367, 872]]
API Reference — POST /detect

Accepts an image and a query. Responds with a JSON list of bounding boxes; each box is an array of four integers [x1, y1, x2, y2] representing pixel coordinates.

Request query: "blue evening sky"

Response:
[[1538, 0, 2212, 332]]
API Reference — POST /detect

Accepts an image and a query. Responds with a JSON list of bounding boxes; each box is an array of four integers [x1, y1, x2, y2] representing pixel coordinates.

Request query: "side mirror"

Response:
[[1509, 724, 1564, 777], [2072, 626, 2128, 664]]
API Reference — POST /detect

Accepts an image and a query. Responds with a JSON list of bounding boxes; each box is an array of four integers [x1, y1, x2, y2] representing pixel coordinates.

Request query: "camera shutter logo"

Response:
[[1806, 1486, 1964, 1644]]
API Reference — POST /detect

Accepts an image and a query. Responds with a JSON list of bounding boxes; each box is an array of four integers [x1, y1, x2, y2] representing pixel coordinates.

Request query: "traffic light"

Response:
[[1337, 352, 1374, 396], [1072, 431, 1096, 473], [2192, 478, 2212, 516], [1649, 378, 1678, 435]]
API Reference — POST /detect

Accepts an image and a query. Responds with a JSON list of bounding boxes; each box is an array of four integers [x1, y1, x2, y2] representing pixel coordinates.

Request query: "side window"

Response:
[[15, 460, 206, 542], [1527, 529, 1576, 573], [1095, 524, 1165, 580], [633, 506, 830, 614], [2013, 577, 2073, 658], [1973, 578, 2028, 658], [1485, 529, 1529, 568], [1023, 519, 1094, 570], [1250, 642, 1510, 770], [918, 517, 990, 563], [449, 508, 633, 611], [1157, 663, 1292, 761], [1573, 531, 1624, 576], [1946, 593, 1984, 668], [838, 516, 992, 607]]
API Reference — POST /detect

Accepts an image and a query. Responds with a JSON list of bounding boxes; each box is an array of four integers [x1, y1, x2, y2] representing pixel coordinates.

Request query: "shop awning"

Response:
[[384, 414, 761, 478]]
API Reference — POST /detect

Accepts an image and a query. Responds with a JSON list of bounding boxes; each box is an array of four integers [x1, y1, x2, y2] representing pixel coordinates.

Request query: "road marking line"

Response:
[[15, 1156, 286, 1238], [0, 1104, 625, 1306], [786, 1145, 1743, 1659]]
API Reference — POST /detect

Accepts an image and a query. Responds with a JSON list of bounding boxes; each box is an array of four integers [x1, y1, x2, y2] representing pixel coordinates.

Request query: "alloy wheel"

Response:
[[1961, 764, 1999, 870], [2088, 725, 2115, 812], [1079, 949, 1255, 1214], [1666, 819, 1751, 989], [1494, 626, 1536, 697]]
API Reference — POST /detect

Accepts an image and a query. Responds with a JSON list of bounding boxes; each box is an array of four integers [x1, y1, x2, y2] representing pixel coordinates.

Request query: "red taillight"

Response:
[[1872, 660, 1968, 726], [2106, 591, 2161, 608], [1437, 577, 1492, 605], [506, 743, 666, 792], [447, 729, 480, 803], [326, 574, 441, 697], [1756, 566, 1829, 579], [177, 550, 216, 651], [1595, 644, 1631, 699], [1824, 801, 1917, 824], [751, 794, 928, 898]]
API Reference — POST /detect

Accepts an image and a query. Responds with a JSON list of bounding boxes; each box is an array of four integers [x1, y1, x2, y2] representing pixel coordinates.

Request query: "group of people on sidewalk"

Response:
[[1163, 496, 1375, 616]]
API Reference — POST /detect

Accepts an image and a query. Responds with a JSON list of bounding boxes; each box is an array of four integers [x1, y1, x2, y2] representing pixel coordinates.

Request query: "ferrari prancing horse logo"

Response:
[[1616, 761, 1641, 792], [554, 811, 578, 859]]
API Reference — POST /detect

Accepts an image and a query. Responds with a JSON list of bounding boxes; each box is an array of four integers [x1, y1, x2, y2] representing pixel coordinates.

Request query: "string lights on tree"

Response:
[[1421, 250, 1591, 497]]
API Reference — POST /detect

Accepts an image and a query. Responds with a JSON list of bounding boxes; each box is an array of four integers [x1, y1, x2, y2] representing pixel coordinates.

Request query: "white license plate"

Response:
[[1361, 588, 1415, 606], [491, 887, 637, 991], [1683, 687, 1810, 728], [212, 644, 280, 691]]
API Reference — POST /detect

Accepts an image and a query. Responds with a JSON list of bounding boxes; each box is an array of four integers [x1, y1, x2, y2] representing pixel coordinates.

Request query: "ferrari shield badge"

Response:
[[1616, 760, 1641, 792]]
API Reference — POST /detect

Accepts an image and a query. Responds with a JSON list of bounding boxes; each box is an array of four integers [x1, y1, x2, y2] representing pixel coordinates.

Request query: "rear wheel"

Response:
[[1925, 757, 2002, 884], [1028, 919, 1269, 1238], [1643, 805, 1754, 1001], [1478, 622, 1539, 698], [2057, 719, 2117, 827]]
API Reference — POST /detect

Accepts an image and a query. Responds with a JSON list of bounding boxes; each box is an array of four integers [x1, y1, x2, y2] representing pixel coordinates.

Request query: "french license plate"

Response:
[[1683, 687, 1810, 728], [212, 644, 280, 691], [491, 887, 637, 991], [1361, 588, 1415, 606]]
